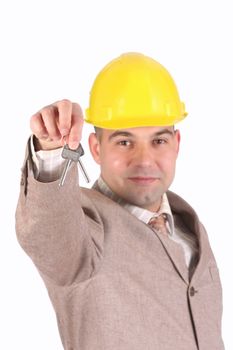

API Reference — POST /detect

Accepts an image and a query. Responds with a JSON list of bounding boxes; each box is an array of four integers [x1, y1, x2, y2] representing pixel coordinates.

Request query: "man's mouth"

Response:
[[127, 177, 158, 185]]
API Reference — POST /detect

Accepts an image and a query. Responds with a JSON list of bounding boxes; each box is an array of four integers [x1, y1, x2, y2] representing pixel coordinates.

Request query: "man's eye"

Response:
[[153, 138, 167, 145], [118, 140, 131, 146]]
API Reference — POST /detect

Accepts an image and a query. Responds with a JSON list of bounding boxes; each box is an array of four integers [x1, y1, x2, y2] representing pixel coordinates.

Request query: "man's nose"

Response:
[[131, 145, 155, 167]]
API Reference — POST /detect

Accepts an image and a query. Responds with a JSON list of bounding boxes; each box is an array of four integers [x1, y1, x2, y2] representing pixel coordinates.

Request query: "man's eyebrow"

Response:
[[108, 128, 174, 141], [154, 128, 175, 137], [108, 131, 134, 141]]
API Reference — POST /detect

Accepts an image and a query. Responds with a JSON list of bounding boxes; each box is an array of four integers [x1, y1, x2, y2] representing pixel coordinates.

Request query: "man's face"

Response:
[[89, 126, 180, 212]]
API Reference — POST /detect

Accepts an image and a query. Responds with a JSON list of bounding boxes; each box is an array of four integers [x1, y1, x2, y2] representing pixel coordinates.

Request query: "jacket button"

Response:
[[20, 177, 25, 186], [189, 286, 197, 297]]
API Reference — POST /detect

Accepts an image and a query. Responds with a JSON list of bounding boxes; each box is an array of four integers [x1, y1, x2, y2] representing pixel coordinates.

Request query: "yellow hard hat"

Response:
[[85, 52, 187, 129]]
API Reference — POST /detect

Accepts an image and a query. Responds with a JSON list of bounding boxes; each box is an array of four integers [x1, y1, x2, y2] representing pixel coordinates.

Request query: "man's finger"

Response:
[[54, 99, 73, 136], [40, 105, 61, 141], [68, 103, 84, 149], [30, 113, 48, 139]]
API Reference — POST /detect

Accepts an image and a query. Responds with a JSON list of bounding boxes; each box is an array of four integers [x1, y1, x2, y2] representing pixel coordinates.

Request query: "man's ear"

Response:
[[174, 129, 181, 156], [88, 133, 101, 164]]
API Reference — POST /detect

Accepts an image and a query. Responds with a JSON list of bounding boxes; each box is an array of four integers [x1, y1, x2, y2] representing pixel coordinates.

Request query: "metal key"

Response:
[[59, 143, 90, 186]]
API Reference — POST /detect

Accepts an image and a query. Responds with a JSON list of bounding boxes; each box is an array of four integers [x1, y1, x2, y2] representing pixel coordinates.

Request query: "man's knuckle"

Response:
[[30, 115, 42, 131], [30, 113, 39, 122], [30, 116, 36, 128], [58, 99, 71, 109], [40, 106, 54, 119], [73, 104, 84, 118]]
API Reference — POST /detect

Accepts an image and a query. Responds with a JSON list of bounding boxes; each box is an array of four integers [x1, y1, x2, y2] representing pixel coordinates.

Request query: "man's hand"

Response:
[[30, 99, 84, 151]]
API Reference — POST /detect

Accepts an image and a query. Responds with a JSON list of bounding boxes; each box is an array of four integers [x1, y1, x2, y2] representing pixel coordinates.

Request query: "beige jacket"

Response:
[[15, 143, 224, 350]]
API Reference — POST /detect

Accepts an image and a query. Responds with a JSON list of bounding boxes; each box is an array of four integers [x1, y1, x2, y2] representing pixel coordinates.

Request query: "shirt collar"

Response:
[[97, 177, 174, 235]]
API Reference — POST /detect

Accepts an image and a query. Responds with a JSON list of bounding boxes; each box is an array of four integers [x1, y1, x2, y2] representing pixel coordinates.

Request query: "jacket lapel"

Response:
[[152, 230, 190, 284], [167, 191, 213, 284]]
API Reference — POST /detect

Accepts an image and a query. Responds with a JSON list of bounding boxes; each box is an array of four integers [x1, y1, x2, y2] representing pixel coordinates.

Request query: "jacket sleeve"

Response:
[[15, 139, 104, 286]]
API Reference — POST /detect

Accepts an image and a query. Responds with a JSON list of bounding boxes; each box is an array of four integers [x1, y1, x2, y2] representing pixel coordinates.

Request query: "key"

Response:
[[59, 143, 90, 186]]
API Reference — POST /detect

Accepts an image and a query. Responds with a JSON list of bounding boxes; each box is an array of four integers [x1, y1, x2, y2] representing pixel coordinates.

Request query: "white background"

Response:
[[0, 0, 232, 348]]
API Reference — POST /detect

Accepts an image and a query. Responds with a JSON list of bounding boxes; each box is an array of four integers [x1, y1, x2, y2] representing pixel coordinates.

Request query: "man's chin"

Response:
[[121, 192, 163, 211]]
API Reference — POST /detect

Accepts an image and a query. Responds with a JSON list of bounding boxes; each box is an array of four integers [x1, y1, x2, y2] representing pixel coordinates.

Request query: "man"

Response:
[[16, 53, 224, 349]]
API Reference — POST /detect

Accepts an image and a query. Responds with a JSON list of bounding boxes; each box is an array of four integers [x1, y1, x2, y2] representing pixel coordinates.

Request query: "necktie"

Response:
[[148, 214, 169, 236]]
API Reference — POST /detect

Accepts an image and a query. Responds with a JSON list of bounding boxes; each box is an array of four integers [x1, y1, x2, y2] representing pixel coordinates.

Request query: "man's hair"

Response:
[[94, 126, 102, 141]]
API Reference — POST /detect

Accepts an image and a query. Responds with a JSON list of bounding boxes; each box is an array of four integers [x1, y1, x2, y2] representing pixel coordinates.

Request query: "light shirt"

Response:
[[30, 136, 199, 274]]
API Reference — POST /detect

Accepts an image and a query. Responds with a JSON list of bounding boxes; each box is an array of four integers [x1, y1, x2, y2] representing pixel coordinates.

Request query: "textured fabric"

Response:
[[16, 139, 225, 350]]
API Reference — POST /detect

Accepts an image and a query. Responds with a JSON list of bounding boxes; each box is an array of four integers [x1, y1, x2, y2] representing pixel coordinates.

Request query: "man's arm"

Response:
[[15, 100, 104, 286]]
